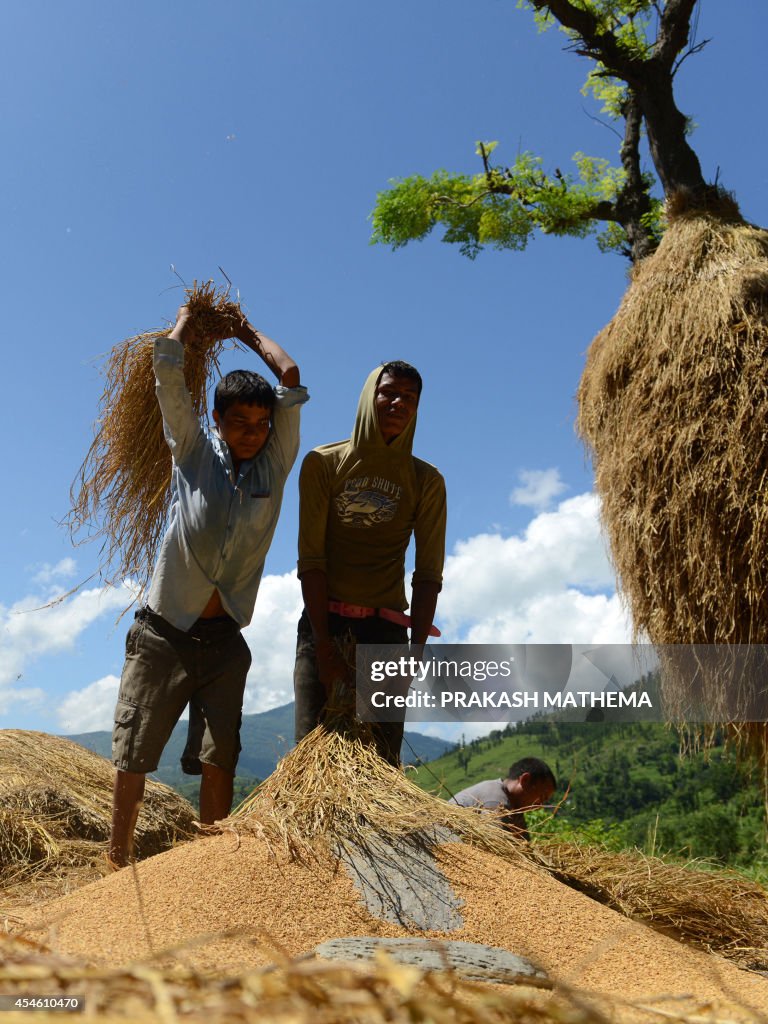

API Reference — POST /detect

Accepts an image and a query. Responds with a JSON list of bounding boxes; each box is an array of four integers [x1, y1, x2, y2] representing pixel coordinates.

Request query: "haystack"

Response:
[[231, 721, 539, 868], [68, 281, 247, 593], [0, 731, 195, 903], [540, 840, 768, 970], [577, 199, 768, 728]]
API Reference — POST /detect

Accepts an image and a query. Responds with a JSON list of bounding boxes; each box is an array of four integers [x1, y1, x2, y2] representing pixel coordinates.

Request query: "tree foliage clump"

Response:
[[372, 146, 661, 260], [372, 0, 716, 264]]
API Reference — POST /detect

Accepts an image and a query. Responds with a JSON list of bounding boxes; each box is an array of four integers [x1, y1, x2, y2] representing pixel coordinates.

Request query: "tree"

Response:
[[371, 1, 722, 264], [371, 1, 768, 749]]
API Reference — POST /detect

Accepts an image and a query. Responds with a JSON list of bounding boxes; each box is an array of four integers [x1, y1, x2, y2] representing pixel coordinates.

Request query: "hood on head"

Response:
[[350, 364, 418, 453]]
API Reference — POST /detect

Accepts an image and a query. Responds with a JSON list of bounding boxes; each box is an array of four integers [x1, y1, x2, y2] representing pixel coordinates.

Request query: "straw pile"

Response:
[[577, 198, 768, 725], [230, 719, 536, 869], [0, 731, 195, 904], [539, 841, 768, 970], [68, 281, 247, 593]]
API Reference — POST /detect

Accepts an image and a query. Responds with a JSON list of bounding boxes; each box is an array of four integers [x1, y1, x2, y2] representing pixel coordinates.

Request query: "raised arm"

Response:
[[166, 304, 196, 346], [234, 320, 300, 388], [154, 306, 204, 462]]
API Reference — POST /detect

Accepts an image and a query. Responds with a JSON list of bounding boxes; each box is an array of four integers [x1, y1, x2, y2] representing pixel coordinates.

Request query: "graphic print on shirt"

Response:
[[335, 475, 402, 528]]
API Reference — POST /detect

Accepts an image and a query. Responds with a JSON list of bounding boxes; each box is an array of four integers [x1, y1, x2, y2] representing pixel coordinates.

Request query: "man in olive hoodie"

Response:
[[293, 361, 446, 764]]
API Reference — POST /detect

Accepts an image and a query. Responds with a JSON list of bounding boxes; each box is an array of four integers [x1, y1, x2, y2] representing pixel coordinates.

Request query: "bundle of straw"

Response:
[[539, 841, 768, 970], [0, 731, 196, 904], [230, 690, 537, 871], [577, 197, 768, 728], [68, 280, 247, 593]]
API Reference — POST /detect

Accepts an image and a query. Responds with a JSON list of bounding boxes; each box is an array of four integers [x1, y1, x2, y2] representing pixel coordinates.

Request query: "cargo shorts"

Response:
[[112, 607, 251, 775]]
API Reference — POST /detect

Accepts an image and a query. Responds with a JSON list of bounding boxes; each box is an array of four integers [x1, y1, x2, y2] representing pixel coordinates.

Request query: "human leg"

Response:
[[186, 622, 250, 820], [370, 720, 406, 767], [109, 769, 145, 867], [110, 610, 196, 863], [293, 610, 330, 741], [199, 763, 235, 823], [356, 617, 409, 766]]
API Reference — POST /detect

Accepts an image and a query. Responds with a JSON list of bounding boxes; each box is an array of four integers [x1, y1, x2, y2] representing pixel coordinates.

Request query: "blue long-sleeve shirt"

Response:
[[146, 335, 309, 630]]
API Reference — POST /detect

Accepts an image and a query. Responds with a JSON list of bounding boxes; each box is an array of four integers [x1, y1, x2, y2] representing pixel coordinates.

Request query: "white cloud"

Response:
[[0, 685, 47, 716], [402, 492, 631, 741], [241, 570, 304, 714], [510, 468, 567, 511], [438, 492, 626, 643], [57, 674, 121, 734], [0, 580, 134, 705], [30, 557, 78, 586]]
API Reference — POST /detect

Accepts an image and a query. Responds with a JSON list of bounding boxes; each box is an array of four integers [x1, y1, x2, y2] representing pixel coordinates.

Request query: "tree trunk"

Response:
[[636, 61, 708, 199]]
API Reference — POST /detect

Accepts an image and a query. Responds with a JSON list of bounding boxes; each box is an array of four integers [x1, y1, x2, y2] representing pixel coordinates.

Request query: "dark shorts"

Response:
[[293, 608, 407, 766], [112, 607, 251, 775]]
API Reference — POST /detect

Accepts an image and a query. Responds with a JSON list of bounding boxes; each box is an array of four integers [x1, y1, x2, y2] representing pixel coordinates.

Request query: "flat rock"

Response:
[[314, 937, 550, 986]]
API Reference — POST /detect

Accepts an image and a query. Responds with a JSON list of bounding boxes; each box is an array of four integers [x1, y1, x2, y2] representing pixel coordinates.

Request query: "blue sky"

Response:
[[2, 1, 767, 736]]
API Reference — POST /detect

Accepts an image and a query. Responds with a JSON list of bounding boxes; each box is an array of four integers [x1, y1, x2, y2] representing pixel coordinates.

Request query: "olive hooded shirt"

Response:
[[297, 365, 446, 611]]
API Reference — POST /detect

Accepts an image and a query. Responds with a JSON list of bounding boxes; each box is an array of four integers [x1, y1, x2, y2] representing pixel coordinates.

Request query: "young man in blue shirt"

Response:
[[109, 305, 308, 867]]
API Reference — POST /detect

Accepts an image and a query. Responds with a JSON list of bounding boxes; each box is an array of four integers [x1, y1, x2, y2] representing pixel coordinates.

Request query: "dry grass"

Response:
[[67, 280, 247, 594], [229, 701, 538, 873], [0, 930, 739, 1024], [537, 841, 768, 971], [0, 731, 196, 906], [577, 201, 768, 729]]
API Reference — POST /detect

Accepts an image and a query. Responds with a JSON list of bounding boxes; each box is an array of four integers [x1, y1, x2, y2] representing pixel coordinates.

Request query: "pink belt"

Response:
[[328, 600, 441, 637]]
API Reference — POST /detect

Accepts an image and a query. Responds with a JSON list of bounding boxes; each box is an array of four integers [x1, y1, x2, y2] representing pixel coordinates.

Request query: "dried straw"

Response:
[[538, 841, 768, 971], [0, 731, 196, 905], [0, 931, 649, 1024], [229, 691, 539, 872], [577, 200, 768, 727], [67, 281, 247, 593]]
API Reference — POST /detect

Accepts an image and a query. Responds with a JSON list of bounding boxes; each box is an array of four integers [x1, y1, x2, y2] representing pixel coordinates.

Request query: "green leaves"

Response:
[[475, 140, 499, 157], [371, 1, 700, 262], [371, 145, 637, 258]]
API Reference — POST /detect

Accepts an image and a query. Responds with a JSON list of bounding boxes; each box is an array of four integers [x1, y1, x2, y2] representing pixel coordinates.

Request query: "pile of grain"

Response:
[[540, 841, 768, 969], [0, 930, 601, 1024], [18, 833, 768, 1021]]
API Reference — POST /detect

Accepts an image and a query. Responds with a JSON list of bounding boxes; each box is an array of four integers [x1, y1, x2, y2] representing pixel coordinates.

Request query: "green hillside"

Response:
[[411, 717, 768, 875]]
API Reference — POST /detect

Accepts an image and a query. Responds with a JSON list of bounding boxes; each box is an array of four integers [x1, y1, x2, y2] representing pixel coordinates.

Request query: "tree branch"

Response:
[[615, 89, 658, 262], [529, 0, 642, 82], [433, 181, 619, 226], [672, 37, 710, 77], [432, 190, 499, 210], [581, 105, 623, 142], [656, 0, 698, 68]]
